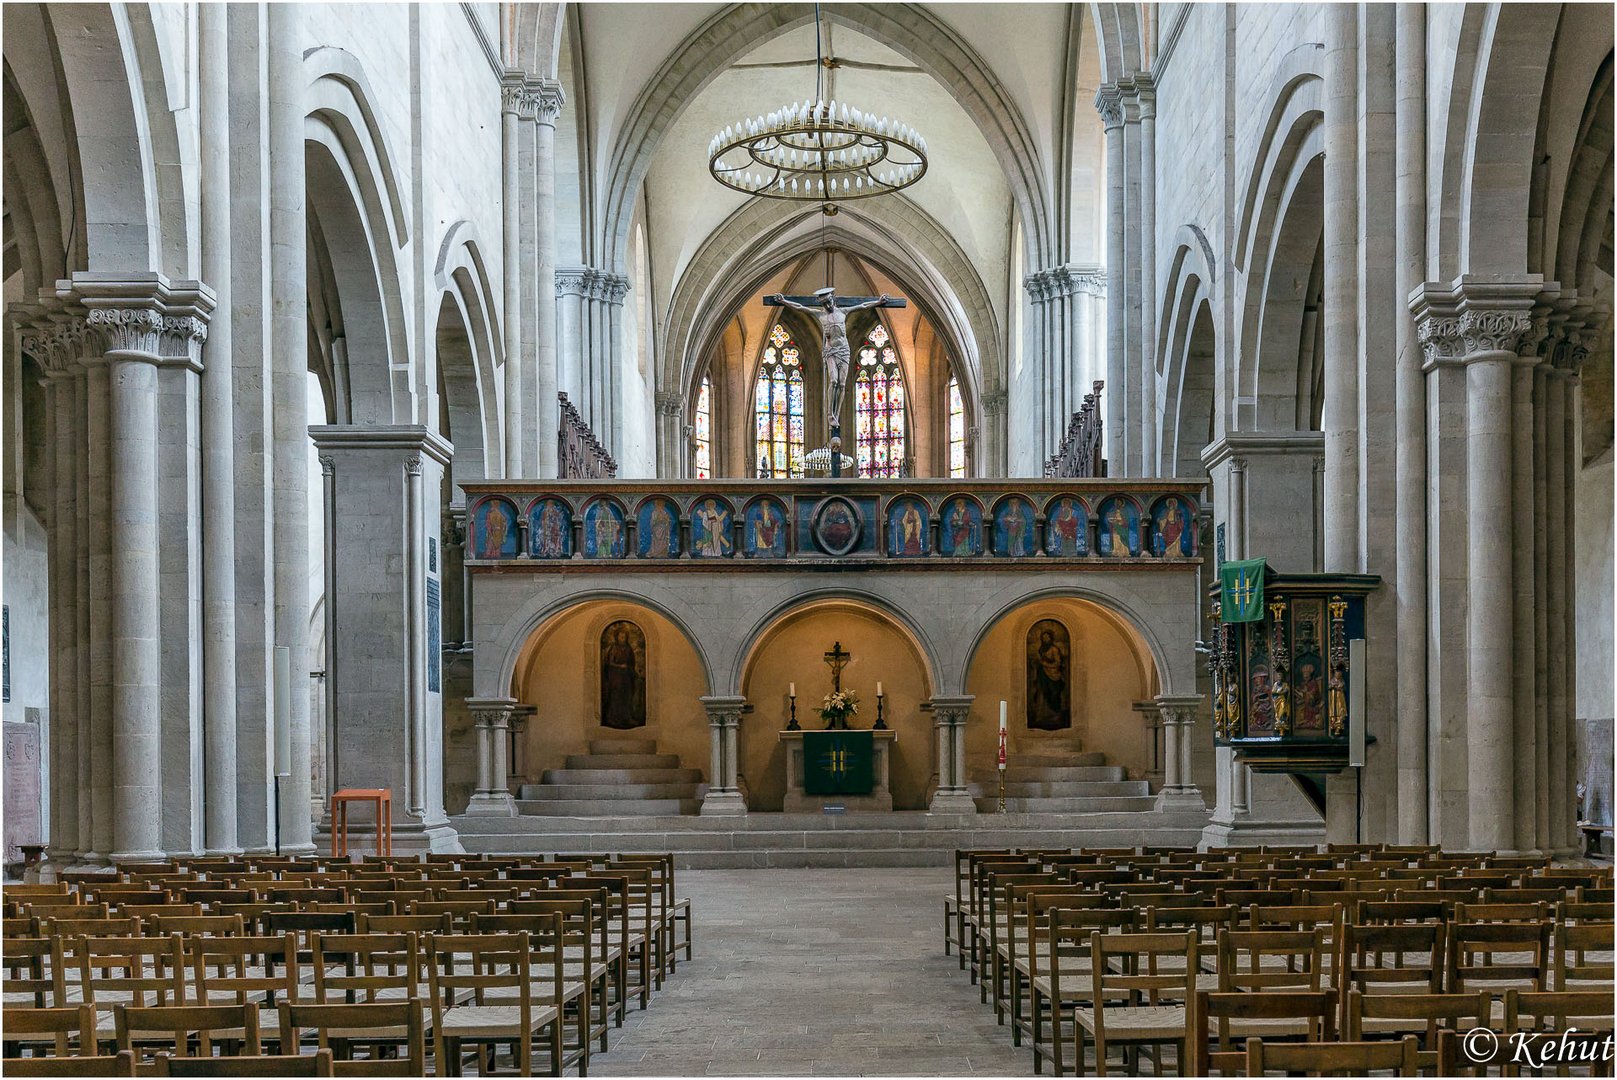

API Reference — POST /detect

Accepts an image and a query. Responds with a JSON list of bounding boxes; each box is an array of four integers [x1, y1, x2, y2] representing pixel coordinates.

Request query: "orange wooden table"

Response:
[[330, 788, 393, 857]]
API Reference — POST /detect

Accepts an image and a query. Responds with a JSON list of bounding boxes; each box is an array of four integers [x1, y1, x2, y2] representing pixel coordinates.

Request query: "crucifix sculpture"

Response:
[[823, 641, 851, 693], [767, 288, 908, 477]]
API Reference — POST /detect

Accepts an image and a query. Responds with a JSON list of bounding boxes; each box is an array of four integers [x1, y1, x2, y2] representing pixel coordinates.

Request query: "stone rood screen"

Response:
[[460, 479, 1204, 566]]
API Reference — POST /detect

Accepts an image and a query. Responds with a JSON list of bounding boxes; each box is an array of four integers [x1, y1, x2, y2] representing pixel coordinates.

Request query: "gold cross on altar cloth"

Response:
[[824, 641, 850, 693]]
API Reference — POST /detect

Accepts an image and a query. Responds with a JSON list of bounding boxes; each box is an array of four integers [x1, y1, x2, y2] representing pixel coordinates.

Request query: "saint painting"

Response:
[[745, 499, 788, 558], [600, 621, 647, 729], [940, 497, 981, 557], [1291, 607, 1326, 732], [994, 497, 1035, 557], [584, 500, 626, 559], [1247, 627, 1275, 734], [636, 498, 679, 558], [691, 498, 733, 558], [1152, 496, 1193, 558], [1097, 497, 1140, 557], [529, 498, 572, 559], [887, 497, 929, 556], [475, 498, 518, 559], [1026, 619, 1072, 731], [1045, 497, 1087, 557]]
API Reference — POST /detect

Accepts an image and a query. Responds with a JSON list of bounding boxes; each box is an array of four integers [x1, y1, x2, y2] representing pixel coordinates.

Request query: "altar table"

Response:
[[779, 729, 896, 812]]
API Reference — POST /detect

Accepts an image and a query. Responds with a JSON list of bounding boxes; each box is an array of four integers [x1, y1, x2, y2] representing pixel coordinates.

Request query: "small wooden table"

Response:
[[330, 788, 393, 858], [779, 729, 896, 812]]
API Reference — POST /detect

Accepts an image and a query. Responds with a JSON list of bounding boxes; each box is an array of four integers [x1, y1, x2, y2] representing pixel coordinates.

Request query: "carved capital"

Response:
[[1458, 309, 1534, 357], [555, 267, 591, 298], [700, 695, 747, 727], [404, 455, 423, 477], [466, 696, 518, 728], [1095, 85, 1124, 130], [318, 454, 335, 477], [525, 77, 565, 123], [500, 73, 528, 116], [86, 306, 165, 358], [928, 695, 974, 727], [982, 390, 1008, 416], [601, 273, 630, 306], [1414, 314, 1465, 367]]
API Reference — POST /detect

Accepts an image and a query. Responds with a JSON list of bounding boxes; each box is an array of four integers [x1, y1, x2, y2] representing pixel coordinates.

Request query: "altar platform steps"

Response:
[[516, 737, 705, 817], [451, 809, 1209, 868], [966, 750, 1155, 814]]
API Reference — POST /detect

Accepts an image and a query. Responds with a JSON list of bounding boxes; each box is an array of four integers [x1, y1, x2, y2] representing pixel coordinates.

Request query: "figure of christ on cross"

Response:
[[767, 289, 907, 476], [823, 640, 851, 693]]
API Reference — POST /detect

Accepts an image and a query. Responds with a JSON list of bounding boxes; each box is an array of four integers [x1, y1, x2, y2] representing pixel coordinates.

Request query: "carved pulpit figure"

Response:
[[767, 288, 906, 476]]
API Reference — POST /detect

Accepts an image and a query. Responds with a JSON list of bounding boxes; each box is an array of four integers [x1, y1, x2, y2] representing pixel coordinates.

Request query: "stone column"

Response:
[[1134, 77, 1158, 475], [1558, 342, 1585, 853], [1155, 694, 1205, 810], [1511, 312, 1550, 855], [927, 696, 977, 814], [1323, 2, 1361, 570], [1119, 88, 1143, 476], [1393, 3, 1428, 843], [530, 79, 565, 478], [89, 303, 166, 862], [603, 274, 630, 458], [1532, 354, 1552, 852], [464, 697, 518, 816], [655, 392, 684, 476], [699, 696, 747, 816], [311, 426, 459, 851], [200, 0, 241, 854], [269, 2, 314, 854], [83, 343, 112, 863], [555, 268, 589, 413], [1096, 86, 1126, 473], [499, 74, 525, 479]]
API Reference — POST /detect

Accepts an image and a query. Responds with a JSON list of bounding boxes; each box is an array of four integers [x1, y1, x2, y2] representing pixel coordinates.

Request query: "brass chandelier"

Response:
[[707, 5, 928, 212]]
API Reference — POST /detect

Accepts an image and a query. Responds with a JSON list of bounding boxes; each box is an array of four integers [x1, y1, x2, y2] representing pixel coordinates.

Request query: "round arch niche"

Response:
[[964, 597, 1159, 784], [510, 600, 711, 789], [738, 599, 934, 811]]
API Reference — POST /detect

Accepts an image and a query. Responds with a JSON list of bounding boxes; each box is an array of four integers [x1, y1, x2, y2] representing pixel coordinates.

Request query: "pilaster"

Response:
[[927, 695, 977, 815], [1154, 694, 1206, 810], [464, 697, 518, 816]]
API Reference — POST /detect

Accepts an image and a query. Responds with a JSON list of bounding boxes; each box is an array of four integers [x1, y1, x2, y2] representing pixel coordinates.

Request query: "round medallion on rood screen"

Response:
[[812, 495, 863, 557]]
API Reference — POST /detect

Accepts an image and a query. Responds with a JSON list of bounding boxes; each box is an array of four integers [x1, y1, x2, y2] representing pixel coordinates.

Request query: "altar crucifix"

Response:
[[767, 288, 908, 477], [823, 640, 851, 693]]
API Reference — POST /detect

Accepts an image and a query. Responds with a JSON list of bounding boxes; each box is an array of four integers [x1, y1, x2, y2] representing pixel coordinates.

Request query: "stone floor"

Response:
[[589, 868, 1030, 1076]]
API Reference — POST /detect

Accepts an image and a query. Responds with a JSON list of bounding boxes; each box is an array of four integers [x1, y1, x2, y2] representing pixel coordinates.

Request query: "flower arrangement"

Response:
[[818, 689, 860, 729]]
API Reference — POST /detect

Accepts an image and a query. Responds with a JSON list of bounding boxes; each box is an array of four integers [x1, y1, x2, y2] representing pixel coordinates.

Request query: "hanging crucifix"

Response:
[[767, 288, 907, 477], [823, 641, 851, 693]]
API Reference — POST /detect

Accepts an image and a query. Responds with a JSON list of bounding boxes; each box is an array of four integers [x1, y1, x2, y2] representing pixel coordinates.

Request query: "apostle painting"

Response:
[[1026, 619, 1072, 731], [996, 498, 1033, 556], [1247, 632, 1275, 734], [637, 498, 678, 558], [692, 498, 733, 557], [1098, 498, 1140, 557], [1046, 497, 1085, 556], [893, 499, 927, 556], [476, 499, 517, 559], [531, 498, 570, 558], [746, 499, 787, 557], [600, 621, 647, 729], [1153, 497, 1191, 557], [585, 501, 625, 558], [943, 498, 980, 556]]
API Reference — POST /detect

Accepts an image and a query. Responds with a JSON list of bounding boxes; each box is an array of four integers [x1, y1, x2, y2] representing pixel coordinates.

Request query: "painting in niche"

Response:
[[1291, 601, 1327, 733], [744, 499, 788, 558], [690, 497, 734, 558], [1044, 497, 1088, 557], [600, 620, 647, 730], [473, 498, 519, 559], [1151, 496, 1194, 558], [1246, 623, 1275, 736], [993, 497, 1037, 557], [1096, 497, 1141, 558], [583, 500, 627, 559], [887, 497, 930, 557], [529, 498, 573, 559], [636, 498, 680, 558], [938, 497, 982, 557], [1026, 619, 1072, 731]]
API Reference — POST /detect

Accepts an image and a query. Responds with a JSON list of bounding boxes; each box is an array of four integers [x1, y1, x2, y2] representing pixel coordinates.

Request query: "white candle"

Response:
[[1000, 700, 1008, 731], [789, 682, 796, 698], [876, 681, 884, 698]]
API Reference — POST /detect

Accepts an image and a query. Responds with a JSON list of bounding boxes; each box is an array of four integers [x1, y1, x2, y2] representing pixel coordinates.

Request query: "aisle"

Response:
[[590, 868, 1029, 1076]]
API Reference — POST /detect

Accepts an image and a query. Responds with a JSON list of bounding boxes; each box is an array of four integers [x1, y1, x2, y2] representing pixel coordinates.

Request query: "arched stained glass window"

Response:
[[694, 377, 713, 479], [948, 377, 966, 477], [855, 323, 906, 478], [754, 323, 805, 478]]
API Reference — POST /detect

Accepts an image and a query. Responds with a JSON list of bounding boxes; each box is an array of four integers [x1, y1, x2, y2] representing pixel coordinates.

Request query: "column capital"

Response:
[[1409, 277, 1545, 370], [523, 77, 565, 124], [1153, 693, 1203, 725], [926, 695, 975, 724], [555, 265, 592, 298], [60, 272, 215, 369], [309, 424, 455, 468], [466, 696, 518, 722], [1094, 84, 1125, 130], [700, 695, 747, 725], [981, 390, 1008, 417], [654, 391, 684, 418]]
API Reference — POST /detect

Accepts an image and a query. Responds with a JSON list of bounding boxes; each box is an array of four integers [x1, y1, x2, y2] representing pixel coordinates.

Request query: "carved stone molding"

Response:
[[1458, 309, 1534, 357], [554, 267, 591, 298], [1409, 278, 1544, 370], [318, 455, 335, 477], [927, 695, 974, 727]]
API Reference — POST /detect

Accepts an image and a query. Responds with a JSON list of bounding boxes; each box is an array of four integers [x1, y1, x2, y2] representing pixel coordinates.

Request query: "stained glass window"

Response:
[[855, 323, 907, 478], [694, 377, 713, 479], [754, 323, 805, 478], [948, 377, 966, 477]]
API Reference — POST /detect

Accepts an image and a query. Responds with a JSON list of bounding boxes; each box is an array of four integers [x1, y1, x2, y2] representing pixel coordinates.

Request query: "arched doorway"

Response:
[[738, 599, 935, 810]]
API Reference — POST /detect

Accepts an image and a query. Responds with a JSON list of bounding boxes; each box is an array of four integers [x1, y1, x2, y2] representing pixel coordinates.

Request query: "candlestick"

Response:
[[787, 689, 799, 731], [874, 693, 887, 730]]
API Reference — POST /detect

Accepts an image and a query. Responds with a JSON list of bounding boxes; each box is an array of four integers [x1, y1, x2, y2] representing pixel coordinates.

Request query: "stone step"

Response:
[[967, 779, 1150, 798], [969, 765, 1126, 783], [515, 798, 702, 817], [973, 795, 1159, 813], [586, 737, 659, 756], [1004, 752, 1107, 768], [561, 753, 683, 770], [540, 767, 705, 785], [518, 782, 702, 801]]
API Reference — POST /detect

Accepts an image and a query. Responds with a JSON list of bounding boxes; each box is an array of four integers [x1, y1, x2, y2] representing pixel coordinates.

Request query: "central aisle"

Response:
[[590, 867, 1029, 1076]]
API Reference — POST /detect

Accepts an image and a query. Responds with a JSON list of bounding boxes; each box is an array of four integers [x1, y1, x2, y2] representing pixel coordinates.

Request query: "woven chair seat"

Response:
[[438, 1003, 558, 1038], [1074, 1004, 1187, 1040], [482, 980, 586, 1005]]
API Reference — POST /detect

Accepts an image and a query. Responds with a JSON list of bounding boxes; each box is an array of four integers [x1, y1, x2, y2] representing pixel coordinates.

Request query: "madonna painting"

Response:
[[600, 621, 647, 730]]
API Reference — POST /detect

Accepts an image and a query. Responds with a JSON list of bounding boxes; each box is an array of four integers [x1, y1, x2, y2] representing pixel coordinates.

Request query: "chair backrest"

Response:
[[1246, 1034, 1419, 1076], [1216, 927, 1328, 993], [1340, 922, 1446, 1000], [405, 899, 493, 930], [148, 914, 246, 938], [4, 936, 63, 1007], [155, 1050, 335, 1077], [309, 932, 421, 1005], [1189, 990, 1336, 1076], [188, 933, 300, 1010], [1453, 901, 1550, 923], [73, 935, 187, 1008], [1344, 989, 1492, 1048], [1503, 989, 1617, 1035], [1554, 922, 1615, 990], [1356, 899, 1446, 924], [357, 913, 450, 935], [278, 1001, 425, 1076], [1449, 920, 1552, 993], [1088, 930, 1198, 1008], [115, 1003, 263, 1059], [2, 1051, 138, 1077], [1, 1005, 97, 1056]]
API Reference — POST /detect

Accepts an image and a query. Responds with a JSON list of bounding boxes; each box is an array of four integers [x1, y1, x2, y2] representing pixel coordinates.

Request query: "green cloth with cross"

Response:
[[1220, 558, 1268, 622], [802, 731, 876, 796]]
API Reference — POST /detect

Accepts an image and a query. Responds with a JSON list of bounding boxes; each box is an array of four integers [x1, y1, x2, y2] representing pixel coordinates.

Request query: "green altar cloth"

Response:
[[802, 731, 875, 796]]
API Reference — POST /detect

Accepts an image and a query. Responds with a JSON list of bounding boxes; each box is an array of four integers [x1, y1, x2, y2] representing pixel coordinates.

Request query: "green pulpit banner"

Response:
[[802, 731, 875, 796], [1220, 558, 1267, 622]]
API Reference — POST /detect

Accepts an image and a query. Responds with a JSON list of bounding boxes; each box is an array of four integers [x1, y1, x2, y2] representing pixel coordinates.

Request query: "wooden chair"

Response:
[[425, 932, 562, 1077], [0, 1005, 98, 1058], [1074, 930, 1198, 1077], [469, 912, 590, 1074], [1, 1051, 138, 1077], [1344, 989, 1490, 1070], [153, 1050, 334, 1076], [1504, 988, 1617, 1039], [4, 936, 64, 1008], [1187, 990, 1336, 1076], [148, 914, 246, 938], [1216, 927, 1329, 995], [1339, 921, 1447, 1021], [1245, 1034, 1420, 1076], [1029, 906, 1137, 1074], [186, 933, 300, 1047], [949, 849, 1009, 962], [277, 1001, 425, 1076], [114, 1004, 263, 1063], [1005, 887, 1109, 1047], [1555, 921, 1615, 990], [1449, 920, 1552, 995], [68, 935, 187, 1044]]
